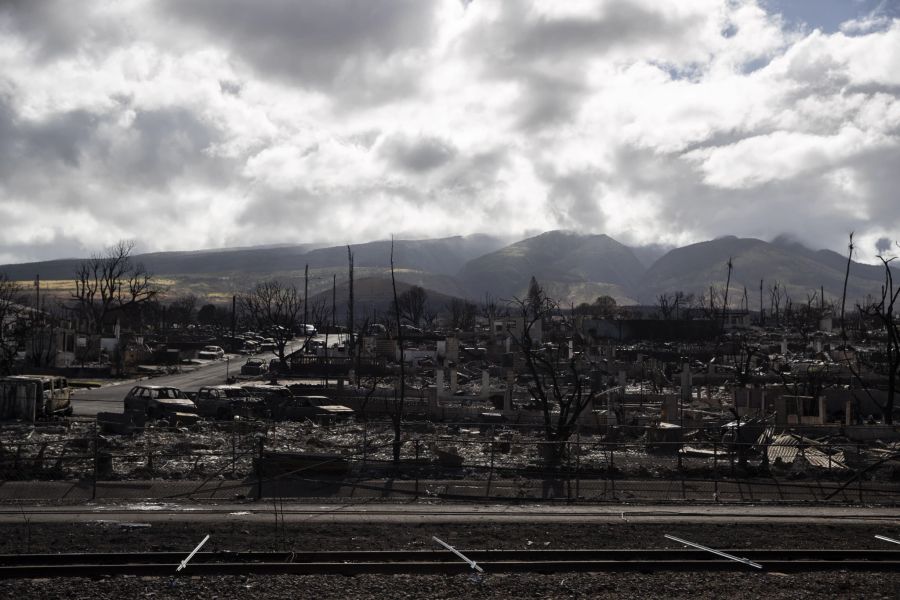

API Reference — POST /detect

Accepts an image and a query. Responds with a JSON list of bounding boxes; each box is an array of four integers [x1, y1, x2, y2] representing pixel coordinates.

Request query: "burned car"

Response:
[[240, 357, 269, 376], [239, 384, 353, 424], [123, 385, 199, 426], [0, 375, 73, 420], [268, 395, 354, 424], [194, 385, 266, 420]]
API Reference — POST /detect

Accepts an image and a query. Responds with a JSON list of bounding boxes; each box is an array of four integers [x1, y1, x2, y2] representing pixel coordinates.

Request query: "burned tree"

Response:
[[71, 240, 158, 335], [447, 297, 477, 331], [769, 281, 784, 326], [239, 280, 303, 371], [656, 292, 686, 320], [507, 278, 596, 461], [347, 246, 355, 376], [0, 275, 28, 375], [858, 249, 900, 424], [167, 294, 198, 329], [397, 285, 428, 328], [389, 238, 405, 463]]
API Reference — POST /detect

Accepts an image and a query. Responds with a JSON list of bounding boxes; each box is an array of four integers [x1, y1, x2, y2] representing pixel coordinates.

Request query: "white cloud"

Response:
[[0, 0, 898, 264]]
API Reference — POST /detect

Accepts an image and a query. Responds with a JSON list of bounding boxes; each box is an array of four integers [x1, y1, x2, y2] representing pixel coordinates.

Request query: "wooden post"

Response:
[[713, 442, 719, 502], [575, 432, 580, 500], [92, 423, 98, 501], [232, 419, 237, 477], [256, 437, 265, 501]]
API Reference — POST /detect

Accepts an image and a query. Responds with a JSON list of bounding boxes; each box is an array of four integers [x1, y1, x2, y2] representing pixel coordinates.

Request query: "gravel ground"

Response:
[[3, 521, 899, 553], [4, 571, 899, 600], [1, 520, 898, 598]]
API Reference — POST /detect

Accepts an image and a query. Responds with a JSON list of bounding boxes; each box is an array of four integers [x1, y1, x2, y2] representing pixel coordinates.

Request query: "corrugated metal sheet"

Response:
[[768, 433, 846, 470]]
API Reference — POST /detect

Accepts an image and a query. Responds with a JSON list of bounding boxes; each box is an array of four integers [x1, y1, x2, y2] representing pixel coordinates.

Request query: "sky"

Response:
[[0, 0, 899, 265]]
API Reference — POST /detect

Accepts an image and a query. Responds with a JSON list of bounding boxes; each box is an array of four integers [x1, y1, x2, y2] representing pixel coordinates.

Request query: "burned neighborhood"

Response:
[[1, 1, 900, 598]]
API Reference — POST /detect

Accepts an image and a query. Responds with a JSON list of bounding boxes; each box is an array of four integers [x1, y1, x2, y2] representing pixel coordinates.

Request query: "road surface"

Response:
[[70, 337, 326, 416]]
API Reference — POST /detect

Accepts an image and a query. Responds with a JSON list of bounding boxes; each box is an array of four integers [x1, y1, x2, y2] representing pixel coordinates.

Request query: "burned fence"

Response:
[[0, 419, 897, 504]]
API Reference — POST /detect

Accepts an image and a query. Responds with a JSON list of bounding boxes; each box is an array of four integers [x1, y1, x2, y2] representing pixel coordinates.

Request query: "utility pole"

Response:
[[303, 264, 309, 328], [759, 279, 764, 326], [231, 294, 236, 348]]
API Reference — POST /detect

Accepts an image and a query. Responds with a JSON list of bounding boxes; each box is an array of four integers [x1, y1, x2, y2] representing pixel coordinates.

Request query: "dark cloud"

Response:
[[0, 0, 84, 60], [504, 4, 695, 61], [0, 0, 127, 62], [163, 0, 437, 100], [124, 108, 224, 188], [219, 80, 242, 96], [378, 134, 457, 173]]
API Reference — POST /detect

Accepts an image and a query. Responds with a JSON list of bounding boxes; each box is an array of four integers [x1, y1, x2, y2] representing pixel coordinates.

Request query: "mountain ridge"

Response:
[[1, 231, 893, 309]]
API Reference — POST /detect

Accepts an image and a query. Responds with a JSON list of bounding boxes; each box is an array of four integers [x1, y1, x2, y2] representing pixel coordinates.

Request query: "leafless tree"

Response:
[[347, 246, 355, 372], [857, 249, 900, 424], [397, 285, 428, 327], [769, 281, 784, 326], [507, 278, 596, 462], [0, 275, 28, 375], [657, 293, 680, 320], [389, 238, 405, 463], [71, 240, 158, 335], [167, 294, 198, 329], [447, 297, 477, 331], [27, 301, 66, 369], [239, 280, 303, 370], [841, 233, 854, 341]]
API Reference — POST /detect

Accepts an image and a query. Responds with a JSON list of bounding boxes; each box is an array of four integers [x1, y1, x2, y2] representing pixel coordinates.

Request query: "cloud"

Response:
[[0, 0, 898, 266], [377, 134, 458, 173], [161, 0, 438, 102]]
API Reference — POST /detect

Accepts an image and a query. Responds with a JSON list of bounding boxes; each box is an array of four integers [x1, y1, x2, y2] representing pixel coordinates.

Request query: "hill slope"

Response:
[[639, 236, 891, 308], [307, 276, 460, 321], [457, 230, 645, 304]]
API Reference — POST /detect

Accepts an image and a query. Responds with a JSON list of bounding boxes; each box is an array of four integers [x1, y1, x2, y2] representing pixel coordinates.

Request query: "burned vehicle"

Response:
[[239, 385, 353, 424], [123, 385, 199, 426], [240, 357, 269, 376], [269, 395, 354, 425], [0, 375, 72, 420], [194, 385, 266, 420]]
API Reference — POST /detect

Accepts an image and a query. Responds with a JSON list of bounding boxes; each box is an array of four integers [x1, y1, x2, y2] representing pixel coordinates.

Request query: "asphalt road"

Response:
[[70, 338, 320, 416], [70, 357, 236, 416]]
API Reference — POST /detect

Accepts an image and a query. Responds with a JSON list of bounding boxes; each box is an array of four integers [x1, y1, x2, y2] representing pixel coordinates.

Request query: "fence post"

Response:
[[362, 421, 368, 466], [609, 443, 616, 500], [92, 423, 98, 501], [256, 436, 265, 501], [575, 433, 580, 501], [713, 441, 719, 502], [232, 419, 237, 477], [858, 466, 864, 504], [146, 428, 153, 474], [729, 441, 735, 476], [490, 425, 495, 477]]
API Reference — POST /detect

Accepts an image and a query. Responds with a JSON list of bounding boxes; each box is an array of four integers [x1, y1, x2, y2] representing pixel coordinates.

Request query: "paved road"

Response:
[[72, 334, 342, 417], [70, 337, 323, 416], [70, 357, 238, 416]]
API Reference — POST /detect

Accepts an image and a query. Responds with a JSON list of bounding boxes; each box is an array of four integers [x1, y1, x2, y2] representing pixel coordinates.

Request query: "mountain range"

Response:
[[0, 231, 892, 310]]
